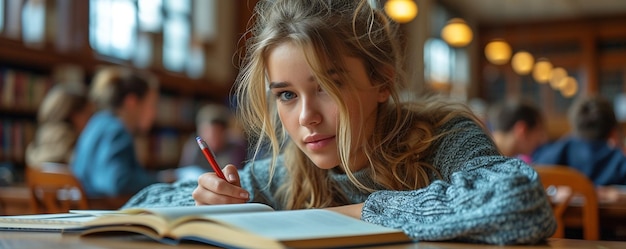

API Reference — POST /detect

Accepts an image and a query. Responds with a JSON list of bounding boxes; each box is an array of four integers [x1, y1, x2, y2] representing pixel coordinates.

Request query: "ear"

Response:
[[377, 87, 391, 103]]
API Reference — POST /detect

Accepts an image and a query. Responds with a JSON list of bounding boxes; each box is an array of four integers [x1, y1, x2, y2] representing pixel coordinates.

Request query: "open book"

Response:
[[74, 203, 410, 249], [0, 213, 95, 232]]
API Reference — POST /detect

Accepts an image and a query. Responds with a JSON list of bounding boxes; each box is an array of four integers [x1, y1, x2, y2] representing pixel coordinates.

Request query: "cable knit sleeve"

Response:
[[239, 157, 288, 209], [361, 118, 556, 245]]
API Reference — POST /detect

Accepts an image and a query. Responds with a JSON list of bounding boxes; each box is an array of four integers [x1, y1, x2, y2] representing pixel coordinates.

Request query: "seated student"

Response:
[[176, 104, 247, 179], [489, 99, 548, 164], [123, 0, 556, 245], [533, 95, 626, 185], [26, 84, 94, 168], [72, 66, 161, 197]]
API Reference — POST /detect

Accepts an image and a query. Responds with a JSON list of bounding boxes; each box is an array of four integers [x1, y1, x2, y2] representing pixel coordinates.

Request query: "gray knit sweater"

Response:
[[123, 117, 556, 245]]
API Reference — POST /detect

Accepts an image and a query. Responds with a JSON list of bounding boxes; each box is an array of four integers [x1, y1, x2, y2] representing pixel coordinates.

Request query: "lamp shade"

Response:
[[560, 76, 578, 97], [384, 0, 418, 23], [549, 67, 568, 89], [484, 39, 512, 65], [441, 18, 473, 47], [532, 58, 553, 83], [511, 51, 534, 75]]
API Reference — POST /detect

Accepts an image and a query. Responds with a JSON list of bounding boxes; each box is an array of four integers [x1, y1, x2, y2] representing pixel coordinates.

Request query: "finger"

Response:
[[193, 186, 247, 205], [222, 164, 242, 187], [197, 172, 249, 200]]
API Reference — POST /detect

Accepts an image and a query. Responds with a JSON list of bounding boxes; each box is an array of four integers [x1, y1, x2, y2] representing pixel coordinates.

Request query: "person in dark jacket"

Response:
[[533, 95, 626, 185]]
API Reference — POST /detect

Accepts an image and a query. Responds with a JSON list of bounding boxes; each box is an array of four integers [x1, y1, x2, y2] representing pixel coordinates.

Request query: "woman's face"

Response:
[[266, 42, 389, 171]]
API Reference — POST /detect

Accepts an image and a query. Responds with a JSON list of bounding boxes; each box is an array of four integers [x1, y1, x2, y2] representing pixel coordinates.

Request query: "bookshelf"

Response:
[[0, 41, 225, 178], [0, 0, 253, 181]]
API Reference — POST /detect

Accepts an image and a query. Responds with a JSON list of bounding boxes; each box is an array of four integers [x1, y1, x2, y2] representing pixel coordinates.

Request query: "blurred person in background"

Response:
[[26, 84, 94, 168], [72, 66, 162, 197], [533, 95, 626, 186], [176, 104, 247, 180], [489, 98, 548, 164]]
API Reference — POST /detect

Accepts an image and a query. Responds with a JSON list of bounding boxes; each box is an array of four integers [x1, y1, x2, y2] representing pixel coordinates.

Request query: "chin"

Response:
[[310, 158, 341, 170]]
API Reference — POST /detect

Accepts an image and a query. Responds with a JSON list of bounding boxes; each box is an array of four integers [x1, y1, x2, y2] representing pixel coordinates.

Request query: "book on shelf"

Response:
[[0, 203, 411, 249]]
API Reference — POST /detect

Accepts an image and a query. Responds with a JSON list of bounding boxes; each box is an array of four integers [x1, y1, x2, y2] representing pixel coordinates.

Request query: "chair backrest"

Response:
[[533, 165, 599, 240], [26, 163, 89, 213]]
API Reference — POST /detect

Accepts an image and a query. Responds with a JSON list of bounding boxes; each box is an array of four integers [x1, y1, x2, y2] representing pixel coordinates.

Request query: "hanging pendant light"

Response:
[[484, 39, 512, 65], [549, 67, 568, 89], [441, 18, 473, 47], [560, 76, 578, 97], [384, 0, 418, 23], [511, 51, 534, 75], [532, 58, 553, 84]]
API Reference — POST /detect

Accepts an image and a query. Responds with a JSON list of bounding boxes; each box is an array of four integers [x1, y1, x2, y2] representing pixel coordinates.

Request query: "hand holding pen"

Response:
[[193, 136, 250, 205]]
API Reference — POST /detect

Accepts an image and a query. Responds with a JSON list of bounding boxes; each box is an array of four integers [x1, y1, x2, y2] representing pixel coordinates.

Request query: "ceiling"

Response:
[[438, 0, 626, 25]]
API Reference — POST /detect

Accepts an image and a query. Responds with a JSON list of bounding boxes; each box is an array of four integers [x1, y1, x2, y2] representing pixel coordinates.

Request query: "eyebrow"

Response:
[[268, 75, 315, 90], [268, 68, 343, 90], [268, 81, 289, 89]]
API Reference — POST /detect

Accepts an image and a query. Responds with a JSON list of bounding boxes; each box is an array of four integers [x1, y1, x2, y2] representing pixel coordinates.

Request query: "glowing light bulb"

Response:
[[484, 39, 512, 65], [441, 18, 473, 47], [532, 58, 553, 84], [511, 51, 534, 75], [384, 0, 418, 23]]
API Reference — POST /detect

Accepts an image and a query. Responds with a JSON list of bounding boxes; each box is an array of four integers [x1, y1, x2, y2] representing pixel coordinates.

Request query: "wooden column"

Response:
[[580, 23, 598, 95]]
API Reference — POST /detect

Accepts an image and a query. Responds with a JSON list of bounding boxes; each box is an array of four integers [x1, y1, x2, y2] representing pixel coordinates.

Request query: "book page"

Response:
[[201, 209, 403, 240], [73, 203, 275, 221], [123, 203, 275, 221], [80, 203, 276, 236]]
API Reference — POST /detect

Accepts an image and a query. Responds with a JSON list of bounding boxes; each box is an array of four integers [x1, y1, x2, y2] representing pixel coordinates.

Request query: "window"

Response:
[[162, 0, 190, 72], [89, 0, 213, 77], [424, 38, 451, 85], [424, 38, 470, 99], [89, 0, 137, 60], [138, 0, 162, 32], [21, 0, 46, 46]]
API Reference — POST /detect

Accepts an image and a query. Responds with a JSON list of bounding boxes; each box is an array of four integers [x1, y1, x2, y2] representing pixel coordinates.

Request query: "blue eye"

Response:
[[277, 91, 296, 102]]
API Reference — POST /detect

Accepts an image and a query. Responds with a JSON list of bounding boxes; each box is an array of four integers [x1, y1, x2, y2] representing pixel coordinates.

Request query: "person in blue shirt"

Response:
[[72, 66, 160, 197], [533, 95, 626, 185]]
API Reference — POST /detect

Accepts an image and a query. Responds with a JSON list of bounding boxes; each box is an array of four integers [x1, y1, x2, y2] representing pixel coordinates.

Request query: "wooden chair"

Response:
[[534, 165, 599, 240], [26, 163, 89, 213]]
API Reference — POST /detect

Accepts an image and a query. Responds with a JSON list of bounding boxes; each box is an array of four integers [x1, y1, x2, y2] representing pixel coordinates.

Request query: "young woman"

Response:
[[72, 66, 160, 197], [124, 0, 556, 244]]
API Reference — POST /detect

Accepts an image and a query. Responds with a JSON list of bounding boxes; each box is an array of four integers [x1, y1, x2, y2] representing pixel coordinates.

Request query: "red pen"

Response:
[[196, 136, 226, 180]]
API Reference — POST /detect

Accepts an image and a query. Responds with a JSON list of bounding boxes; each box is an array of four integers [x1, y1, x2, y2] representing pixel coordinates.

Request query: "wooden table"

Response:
[[560, 187, 626, 240], [0, 232, 625, 249], [0, 185, 131, 215], [0, 186, 31, 215]]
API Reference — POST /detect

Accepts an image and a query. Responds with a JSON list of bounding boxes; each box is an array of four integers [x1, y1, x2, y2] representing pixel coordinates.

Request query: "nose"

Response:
[[299, 97, 322, 127]]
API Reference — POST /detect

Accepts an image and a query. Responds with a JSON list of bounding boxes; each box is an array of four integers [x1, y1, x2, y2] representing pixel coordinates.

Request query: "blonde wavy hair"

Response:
[[235, 0, 476, 209]]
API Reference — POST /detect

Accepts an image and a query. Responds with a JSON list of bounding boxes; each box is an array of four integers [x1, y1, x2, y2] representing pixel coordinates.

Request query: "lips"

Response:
[[303, 135, 336, 150]]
